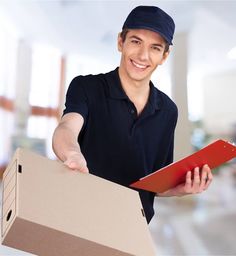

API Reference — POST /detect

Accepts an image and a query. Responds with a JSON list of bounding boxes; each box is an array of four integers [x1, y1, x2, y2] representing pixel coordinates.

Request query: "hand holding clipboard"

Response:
[[130, 140, 236, 193]]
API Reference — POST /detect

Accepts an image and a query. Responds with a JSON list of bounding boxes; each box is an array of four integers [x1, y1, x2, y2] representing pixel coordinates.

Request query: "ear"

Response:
[[160, 50, 170, 65], [117, 33, 123, 52]]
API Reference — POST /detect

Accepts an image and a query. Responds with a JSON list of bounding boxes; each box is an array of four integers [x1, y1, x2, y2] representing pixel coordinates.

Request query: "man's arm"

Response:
[[157, 164, 213, 197], [52, 112, 89, 173]]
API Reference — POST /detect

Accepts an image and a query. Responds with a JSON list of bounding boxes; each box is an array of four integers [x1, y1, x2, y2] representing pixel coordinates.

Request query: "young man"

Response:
[[52, 6, 213, 223]]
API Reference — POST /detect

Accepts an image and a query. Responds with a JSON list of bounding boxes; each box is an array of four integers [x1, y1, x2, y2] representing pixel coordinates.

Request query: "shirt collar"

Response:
[[106, 67, 162, 110], [106, 67, 128, 100], [149, 81, 162, 111]]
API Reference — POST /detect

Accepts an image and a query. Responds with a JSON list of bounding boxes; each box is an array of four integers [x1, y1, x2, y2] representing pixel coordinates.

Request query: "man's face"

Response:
[[118, 29, 169, 83]]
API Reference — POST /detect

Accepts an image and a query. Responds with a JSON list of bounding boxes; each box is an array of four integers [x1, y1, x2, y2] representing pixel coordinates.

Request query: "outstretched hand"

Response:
[[159, 164, 213, 197], [63, 151, 89, 173]]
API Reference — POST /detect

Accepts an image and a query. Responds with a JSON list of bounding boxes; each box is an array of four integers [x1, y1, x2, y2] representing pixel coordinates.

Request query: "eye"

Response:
[[131, 39, 141, 45], [151, 45, 161, 51]]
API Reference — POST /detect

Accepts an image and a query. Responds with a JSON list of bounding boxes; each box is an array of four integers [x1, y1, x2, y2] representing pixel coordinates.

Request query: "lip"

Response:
[[131, 59, 149, 70]]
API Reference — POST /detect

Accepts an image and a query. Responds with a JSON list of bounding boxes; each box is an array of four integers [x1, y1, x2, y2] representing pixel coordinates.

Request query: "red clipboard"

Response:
[[130, 139, 236, 193]]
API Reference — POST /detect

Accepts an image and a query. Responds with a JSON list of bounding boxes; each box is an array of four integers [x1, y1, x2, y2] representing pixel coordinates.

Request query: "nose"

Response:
[[137, 45, 149, 61]]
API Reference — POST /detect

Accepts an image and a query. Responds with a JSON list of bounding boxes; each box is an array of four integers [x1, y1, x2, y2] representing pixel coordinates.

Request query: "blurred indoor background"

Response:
[[0, 0, 236, 255]]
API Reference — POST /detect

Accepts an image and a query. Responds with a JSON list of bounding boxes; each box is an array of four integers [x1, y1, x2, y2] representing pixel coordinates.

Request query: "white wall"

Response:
[[202, 70, 236, 135]]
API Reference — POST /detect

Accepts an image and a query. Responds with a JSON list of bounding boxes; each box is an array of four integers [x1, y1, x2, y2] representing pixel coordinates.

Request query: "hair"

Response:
[[120, 29, 170, 53]]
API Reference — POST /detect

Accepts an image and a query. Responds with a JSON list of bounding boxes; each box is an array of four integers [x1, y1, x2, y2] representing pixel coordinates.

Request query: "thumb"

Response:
[[78, 165, 89, 173], [64, 160, 89, 173], [79, 165, 89, 173], [64, 160, 78, 170]]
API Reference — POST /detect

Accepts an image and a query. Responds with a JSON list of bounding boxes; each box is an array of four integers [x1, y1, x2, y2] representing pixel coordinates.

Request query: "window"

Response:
[[27, 44, 62, 158], [0, 24, 17, 99], [0, 109, 14, 166], [29, 44, 61, 108], [0, 19, 18, 167]]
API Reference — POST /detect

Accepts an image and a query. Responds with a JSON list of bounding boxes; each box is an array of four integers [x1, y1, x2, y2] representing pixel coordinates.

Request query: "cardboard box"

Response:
[[1, 148, 155, 256]]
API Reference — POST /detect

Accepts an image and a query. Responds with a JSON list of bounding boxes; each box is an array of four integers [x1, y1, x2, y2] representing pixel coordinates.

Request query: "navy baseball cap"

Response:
[[122, 6, 175, 45]]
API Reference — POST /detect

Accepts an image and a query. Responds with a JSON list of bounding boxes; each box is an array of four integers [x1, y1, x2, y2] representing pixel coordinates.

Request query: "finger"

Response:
[[68, 161, 89, 173], [199, 165, 208, 190], [192, 167, 201, 191], [64, 159, 83, 171], [204, 167, 213, 190], [80, 165, 89, 173], [185, 171, 192, 192], [64, 160, 78, 170], [203, 164, 213, 190], [202, 164, 211, 175]]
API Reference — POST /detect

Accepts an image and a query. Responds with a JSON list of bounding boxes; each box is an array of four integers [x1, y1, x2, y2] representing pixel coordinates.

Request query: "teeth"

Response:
[[132, 61, 147, 69]]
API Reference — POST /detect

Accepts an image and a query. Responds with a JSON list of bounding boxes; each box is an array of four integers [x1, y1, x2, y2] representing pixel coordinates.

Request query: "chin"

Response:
[[128, 70, 151, 82], [130, 74, 149, 82]]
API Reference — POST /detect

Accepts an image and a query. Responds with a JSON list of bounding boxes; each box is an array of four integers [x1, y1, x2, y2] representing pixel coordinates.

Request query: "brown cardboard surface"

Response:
[[1, 148, 155, 256]]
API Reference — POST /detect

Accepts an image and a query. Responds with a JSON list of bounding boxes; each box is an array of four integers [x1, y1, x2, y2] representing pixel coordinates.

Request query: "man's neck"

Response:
[[118, 67, 150, 114]]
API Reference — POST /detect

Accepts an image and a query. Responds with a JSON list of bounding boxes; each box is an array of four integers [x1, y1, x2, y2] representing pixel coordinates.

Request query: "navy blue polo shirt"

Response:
[[63, 67, 178, 223]]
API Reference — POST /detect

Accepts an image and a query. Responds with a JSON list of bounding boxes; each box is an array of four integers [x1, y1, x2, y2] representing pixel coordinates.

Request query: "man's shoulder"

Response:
[[154, 87, 177, 112], [67, 68, 118, 99], [71, 68, 116, 86]]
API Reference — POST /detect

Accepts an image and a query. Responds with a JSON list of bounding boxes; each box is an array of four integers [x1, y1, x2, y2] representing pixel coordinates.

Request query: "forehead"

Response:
[[126, 29, 166, 44]]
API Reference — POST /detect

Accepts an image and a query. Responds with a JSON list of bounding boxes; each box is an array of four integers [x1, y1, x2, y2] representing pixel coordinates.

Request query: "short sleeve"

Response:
[[63, 76, 88, 120]]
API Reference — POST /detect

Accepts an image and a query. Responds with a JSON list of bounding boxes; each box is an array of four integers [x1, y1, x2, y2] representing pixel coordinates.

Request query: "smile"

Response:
[[131, 60, 149, 70]]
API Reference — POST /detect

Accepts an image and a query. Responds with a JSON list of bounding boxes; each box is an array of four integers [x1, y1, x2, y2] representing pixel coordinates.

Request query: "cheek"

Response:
[[150, 53, 165, 65], [121, 48, 132, 62]]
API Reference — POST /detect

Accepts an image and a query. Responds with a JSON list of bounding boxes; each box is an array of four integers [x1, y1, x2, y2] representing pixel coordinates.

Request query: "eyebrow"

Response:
[[129, 35, 142, 41], [129, 35, 164, 48]]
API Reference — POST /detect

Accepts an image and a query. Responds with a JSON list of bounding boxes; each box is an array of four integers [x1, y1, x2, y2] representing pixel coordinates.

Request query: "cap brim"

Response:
[[123, 25, 173, 45]]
